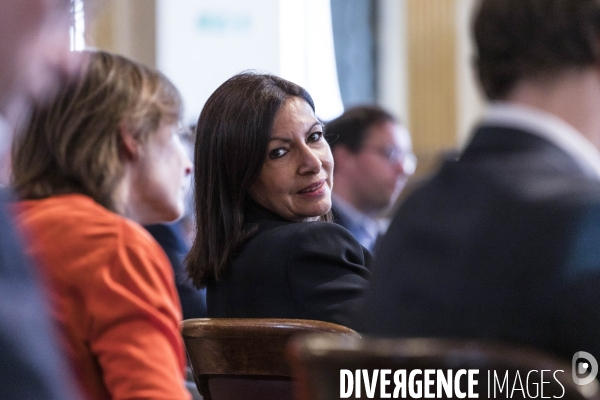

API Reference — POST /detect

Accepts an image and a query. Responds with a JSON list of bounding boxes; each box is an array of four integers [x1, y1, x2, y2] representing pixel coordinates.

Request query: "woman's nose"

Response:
[[298, 145, 322, 175], [393, 158, 406, 175]]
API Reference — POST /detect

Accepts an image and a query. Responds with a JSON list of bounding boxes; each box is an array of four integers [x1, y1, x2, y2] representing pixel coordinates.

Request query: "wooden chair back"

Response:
[[181, 318, 357, 400], [287, 334, 600, 400]]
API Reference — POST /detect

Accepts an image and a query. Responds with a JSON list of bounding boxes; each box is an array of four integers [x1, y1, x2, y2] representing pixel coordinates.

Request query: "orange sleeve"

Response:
[[85, 220, 191, 400]]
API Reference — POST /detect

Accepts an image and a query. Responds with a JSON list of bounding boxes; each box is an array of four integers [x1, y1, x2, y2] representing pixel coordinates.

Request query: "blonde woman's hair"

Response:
[[12, 50, 182, 211]]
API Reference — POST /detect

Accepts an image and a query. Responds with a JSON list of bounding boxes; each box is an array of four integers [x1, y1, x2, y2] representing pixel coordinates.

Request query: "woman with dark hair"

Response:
[[11, 50, 192, 399], [187, 72, 371, 326]]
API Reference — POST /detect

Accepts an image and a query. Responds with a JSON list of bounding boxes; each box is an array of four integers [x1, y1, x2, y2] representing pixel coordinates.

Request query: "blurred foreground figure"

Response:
[[359, 0, 600, 361], [327, 105, 414, 252], [12, 50, 192, 399], [0, 0, 80, 398]]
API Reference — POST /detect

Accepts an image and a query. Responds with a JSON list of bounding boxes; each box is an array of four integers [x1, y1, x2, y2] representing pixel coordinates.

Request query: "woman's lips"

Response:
[[298, 180, 326, 197]]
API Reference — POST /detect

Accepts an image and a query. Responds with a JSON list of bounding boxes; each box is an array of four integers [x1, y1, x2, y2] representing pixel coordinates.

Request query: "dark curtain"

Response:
[[330, 0, 378, 110]]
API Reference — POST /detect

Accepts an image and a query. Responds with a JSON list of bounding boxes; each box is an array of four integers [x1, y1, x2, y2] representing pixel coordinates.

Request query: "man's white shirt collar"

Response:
[[333, 195, 381, 242], [480, 102, 600, 180]]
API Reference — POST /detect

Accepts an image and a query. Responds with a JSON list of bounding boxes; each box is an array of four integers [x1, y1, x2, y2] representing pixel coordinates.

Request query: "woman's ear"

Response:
[[119, 122, 140, 161]]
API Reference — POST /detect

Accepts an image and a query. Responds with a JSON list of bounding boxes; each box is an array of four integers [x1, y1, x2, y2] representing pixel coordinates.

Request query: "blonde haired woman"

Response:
[[11, 51, 192, 399]]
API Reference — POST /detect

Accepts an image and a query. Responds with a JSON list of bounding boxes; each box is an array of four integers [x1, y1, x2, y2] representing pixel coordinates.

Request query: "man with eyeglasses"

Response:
[[358, 0, 600, 362], [326, 105, 415, 253]]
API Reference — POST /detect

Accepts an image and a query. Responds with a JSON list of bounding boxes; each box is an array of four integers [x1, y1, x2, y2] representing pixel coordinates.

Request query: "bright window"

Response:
[[69, 0, 86, 51], [279, 0, 344, 121]]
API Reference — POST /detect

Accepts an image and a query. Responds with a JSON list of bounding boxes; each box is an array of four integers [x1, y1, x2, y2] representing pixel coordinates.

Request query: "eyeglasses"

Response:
[[361, 145, 417, 175]]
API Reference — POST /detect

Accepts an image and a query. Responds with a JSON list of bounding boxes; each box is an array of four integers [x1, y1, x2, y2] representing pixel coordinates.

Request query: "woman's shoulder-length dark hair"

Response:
[[187, 71, 330, 288]]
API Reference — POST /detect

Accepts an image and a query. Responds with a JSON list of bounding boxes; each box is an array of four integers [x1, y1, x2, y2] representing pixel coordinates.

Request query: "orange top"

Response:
[[13, 194, 191, 400]]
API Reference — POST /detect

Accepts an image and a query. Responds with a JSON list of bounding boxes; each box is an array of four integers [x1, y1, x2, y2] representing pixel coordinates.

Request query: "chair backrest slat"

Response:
[[182, 318, 358, 400]]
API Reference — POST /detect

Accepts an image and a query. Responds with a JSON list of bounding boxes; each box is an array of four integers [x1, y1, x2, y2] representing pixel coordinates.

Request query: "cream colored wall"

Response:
[[405, 0, 457, 174], [376, 0, 485, 176], [456, 0, 485, 148], [86, 0, 156, 68]]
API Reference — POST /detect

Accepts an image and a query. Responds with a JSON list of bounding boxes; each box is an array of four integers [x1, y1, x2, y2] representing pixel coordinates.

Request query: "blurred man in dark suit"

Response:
[[327, 105, 415, 252], [359, 0, 600, 361], [0, 0, 80, 397]]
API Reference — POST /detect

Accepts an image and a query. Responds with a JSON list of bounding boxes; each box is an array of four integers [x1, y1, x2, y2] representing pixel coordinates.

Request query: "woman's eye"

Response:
[[268, 148, 288, 159], [308, 131, 323, 143]]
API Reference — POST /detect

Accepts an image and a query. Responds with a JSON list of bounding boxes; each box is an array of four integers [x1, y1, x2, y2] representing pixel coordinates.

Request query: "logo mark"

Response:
[[572, 351, 598, 385]]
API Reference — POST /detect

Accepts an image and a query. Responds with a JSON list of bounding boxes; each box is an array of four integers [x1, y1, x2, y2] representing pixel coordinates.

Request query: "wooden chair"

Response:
[[287, 334, 600, 400], [181, 318, 358, 400]]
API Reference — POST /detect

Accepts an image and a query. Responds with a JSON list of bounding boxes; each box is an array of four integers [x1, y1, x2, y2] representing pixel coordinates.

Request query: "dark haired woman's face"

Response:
[[249, 97, 333, 222]]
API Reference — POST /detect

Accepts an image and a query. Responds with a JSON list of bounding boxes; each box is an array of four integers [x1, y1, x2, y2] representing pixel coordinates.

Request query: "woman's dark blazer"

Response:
[[207, 203, 372, 327]]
